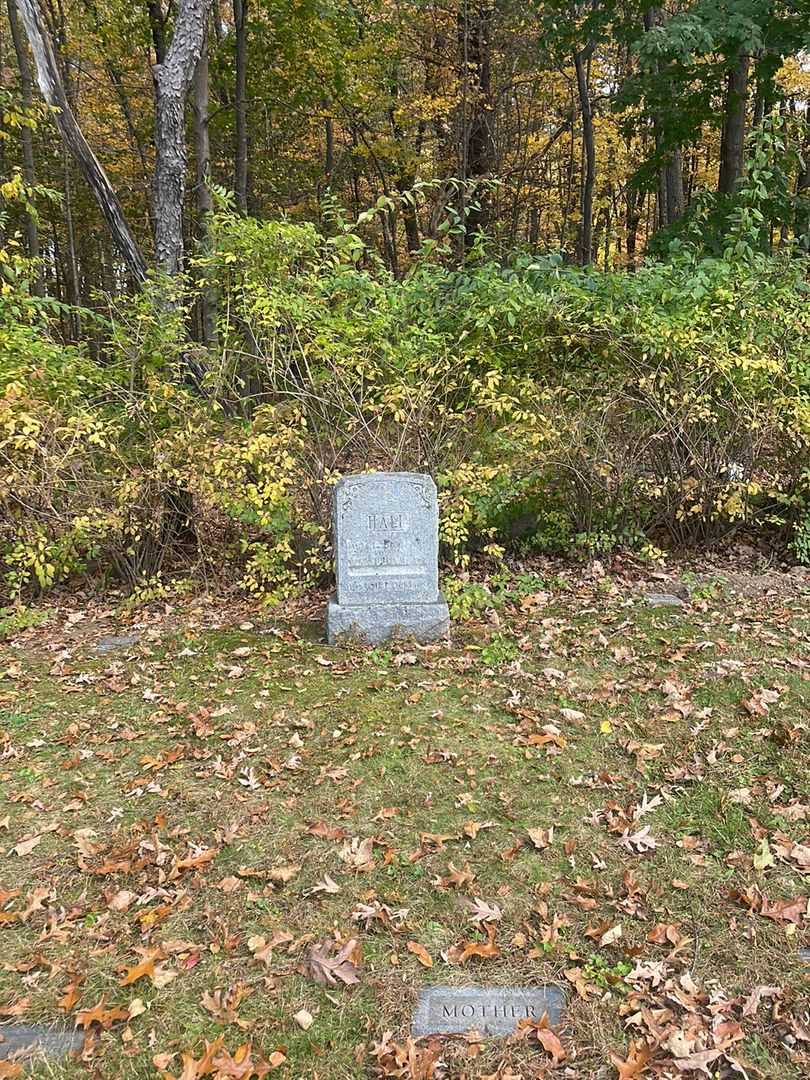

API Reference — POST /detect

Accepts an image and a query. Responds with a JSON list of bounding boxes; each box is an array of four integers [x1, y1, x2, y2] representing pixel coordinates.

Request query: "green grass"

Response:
[[1, 573, 809, 1078]]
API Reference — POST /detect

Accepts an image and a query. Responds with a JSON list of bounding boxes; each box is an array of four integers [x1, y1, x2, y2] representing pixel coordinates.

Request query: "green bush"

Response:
[[2, 204, 809, 602]]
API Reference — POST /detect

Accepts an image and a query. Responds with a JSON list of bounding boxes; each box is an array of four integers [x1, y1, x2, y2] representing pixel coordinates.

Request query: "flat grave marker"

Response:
[[411, 985, 565, 1038], [0, 1023, 83, 1062]]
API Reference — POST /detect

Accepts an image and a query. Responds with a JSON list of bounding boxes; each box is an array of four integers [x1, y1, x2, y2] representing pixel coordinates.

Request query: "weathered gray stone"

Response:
[[0, 1023, 83, 1061], [799, 947, 810, 964], [96, 633, 140, 654], [411, 985, 565, 1038], [644, 593, 685, 608], [326, 595, 449, 645], [326, 473, 449, 645]]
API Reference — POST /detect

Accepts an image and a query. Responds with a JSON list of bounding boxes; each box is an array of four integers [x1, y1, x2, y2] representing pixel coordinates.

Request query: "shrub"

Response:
[[2, 206, 809, 602]]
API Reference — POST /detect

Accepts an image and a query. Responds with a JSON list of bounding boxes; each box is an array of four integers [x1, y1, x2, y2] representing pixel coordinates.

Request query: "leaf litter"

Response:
[[0, 563, 809, 1077]]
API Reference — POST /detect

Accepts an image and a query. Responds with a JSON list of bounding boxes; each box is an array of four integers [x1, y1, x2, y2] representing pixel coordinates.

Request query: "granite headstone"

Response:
[[411, 985, 565, 1038], [326, 472, 449, 645]]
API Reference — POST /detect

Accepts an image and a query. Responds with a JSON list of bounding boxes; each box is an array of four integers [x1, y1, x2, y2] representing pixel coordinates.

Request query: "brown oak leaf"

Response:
[[300, 937, 362, 987]]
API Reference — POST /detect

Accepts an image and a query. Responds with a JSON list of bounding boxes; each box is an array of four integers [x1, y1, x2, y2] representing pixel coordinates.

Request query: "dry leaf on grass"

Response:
[[434, 861, 476, 890], [447, 923, 500, 964], [248, 930, 294, 967], [527, 827, 553, 850], [200, 983, 253, 1028], [610, 1039, 653, 1079], [168, 847, 218, 881], [339, 837, 376, 872], [370, 1033, 442, 1080], [8, 834, 42, 857], [300, 938, 362, 986], [0, 998, 30, 1018], [461, 897, 503, 925], [268, 865, 300, 886], [515, 1014, 566, 1063], [307, 874, 341, 896], [75, 996, 130, 1030], [406, 940, 433, 968]]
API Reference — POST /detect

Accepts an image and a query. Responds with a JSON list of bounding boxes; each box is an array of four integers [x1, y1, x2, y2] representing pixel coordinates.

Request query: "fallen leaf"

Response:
[[435, 861, 476, 890], [406, 941, 433, 968], [107, 889, 137, 913], [248, 929, 294, 967], [300, 937, 362, 986], [0, 998, 29, 1018], [268, 865, 300, 885], [527, 827, 553, 850], [75, 996, 129, 1030], [308, 874, 341, 896], [200, 983, 252, 1028], [610, 1039, 652, 1079], [753, 836, 774, 871], [461, 897, 503, 924], [168, 847, 218, 880], [742, 984, 782, 1017], [448, 923, 500, 964], [339, 837, 375, 872], [120, 953, 159, 987], [672, 1048, 723, 1073], [760, 894, 808, 925], [516, 1015, 566, 1063], [306, 821, 347, 842], [9, 835, 42, 857]]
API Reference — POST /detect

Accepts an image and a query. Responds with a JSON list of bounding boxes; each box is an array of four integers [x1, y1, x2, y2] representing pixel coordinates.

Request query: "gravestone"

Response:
[[412, 985, 565, 1038], [0, 1023, 84, 1061], [326, 472, 450, 645], [95, 632, 140, 655]]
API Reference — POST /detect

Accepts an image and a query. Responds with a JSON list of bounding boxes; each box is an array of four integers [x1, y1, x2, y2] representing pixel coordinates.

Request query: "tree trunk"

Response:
[[718, 50, 749, 195], [147, 0, 167, 64], [152, 0, 208, 277], [62, 147, 80, 314], [16, 0, 147, 282], [388, 75, 420, 255], [192, 28, 217, 345], [7, 0, 41, 287], [458, 1, 494, 247], [662, 146, 685, 224], [625, 184, 644, 267], [233, 0, 249, 213], [573, 43, 595, 265], [643, 7, 685, 230], [323, 98, 334, 181]]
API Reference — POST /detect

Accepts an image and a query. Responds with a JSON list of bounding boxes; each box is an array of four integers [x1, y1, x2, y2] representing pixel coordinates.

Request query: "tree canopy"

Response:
[[1, 0, 808, 313]]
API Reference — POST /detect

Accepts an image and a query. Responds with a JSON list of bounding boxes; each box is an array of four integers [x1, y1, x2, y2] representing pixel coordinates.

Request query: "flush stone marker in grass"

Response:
[[411, 986, 566, 1037], [326, 472, 450, 645], [0, 1023, 84, 1062]]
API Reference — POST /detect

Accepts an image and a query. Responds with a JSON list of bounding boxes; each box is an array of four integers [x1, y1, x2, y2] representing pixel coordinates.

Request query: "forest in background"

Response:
[[2, 0, 810, 320]]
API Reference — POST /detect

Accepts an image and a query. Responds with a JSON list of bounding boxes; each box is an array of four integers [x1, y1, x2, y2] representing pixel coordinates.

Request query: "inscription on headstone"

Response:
[[326, 472, 449, 645], [411, 986, 565, 1038]]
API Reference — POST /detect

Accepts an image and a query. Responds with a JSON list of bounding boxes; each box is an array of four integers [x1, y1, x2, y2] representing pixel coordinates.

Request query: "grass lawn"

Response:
[[1, 563, 809, 1079]]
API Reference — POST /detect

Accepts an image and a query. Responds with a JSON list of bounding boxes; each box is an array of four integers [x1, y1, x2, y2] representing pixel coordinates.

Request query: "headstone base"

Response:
[[326, 594, 449, 646]]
